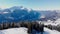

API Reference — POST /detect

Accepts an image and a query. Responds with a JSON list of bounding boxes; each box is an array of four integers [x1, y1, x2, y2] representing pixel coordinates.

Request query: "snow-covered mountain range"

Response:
[[0, 6, 60, 23], [0, 6, 41, 23]]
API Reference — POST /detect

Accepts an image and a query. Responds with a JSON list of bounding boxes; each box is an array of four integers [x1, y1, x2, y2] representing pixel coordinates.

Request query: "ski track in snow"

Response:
[[0, 27, 60, 34]]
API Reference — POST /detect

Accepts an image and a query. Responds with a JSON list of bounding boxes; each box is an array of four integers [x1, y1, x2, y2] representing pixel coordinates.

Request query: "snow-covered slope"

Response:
[[0, 27, 28, 34], [42, 18, 60, 26], [0, 27, 60, 34], [44, 27, 60, 34]]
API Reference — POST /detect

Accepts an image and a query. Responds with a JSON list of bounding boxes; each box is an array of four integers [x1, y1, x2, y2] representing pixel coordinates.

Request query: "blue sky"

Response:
[[0, 0, 60, 10]]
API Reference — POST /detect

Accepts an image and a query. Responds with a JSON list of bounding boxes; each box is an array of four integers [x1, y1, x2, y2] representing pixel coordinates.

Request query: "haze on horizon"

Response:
[[0, 0, 60, 10]]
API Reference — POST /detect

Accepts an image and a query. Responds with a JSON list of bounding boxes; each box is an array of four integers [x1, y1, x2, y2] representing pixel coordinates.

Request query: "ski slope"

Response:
[[0, 27, 60, 34]]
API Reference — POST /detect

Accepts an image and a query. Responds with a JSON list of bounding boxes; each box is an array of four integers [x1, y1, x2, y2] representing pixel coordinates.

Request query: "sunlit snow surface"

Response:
[[0, 27, 28, 34], [44, 27, 60, 34], [0, 27, 60, 34]]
